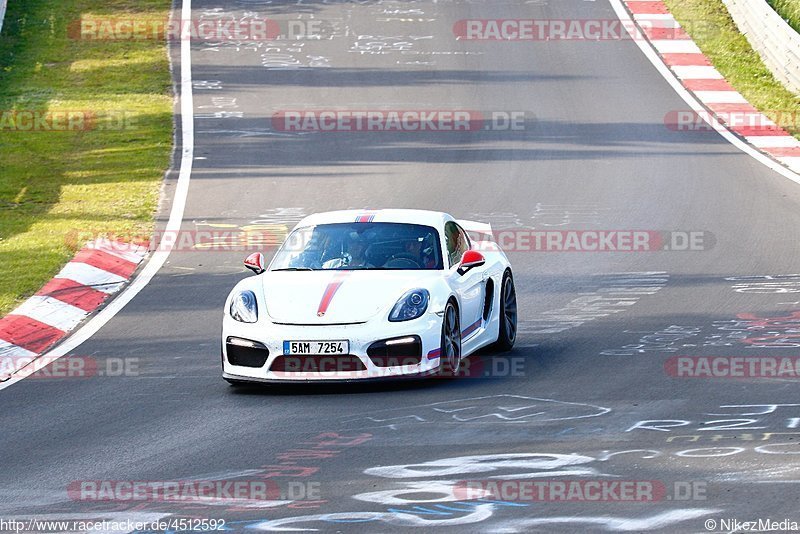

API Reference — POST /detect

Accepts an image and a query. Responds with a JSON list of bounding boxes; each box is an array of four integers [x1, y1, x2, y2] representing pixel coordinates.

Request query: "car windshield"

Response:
[[270, 222, 443, 271]]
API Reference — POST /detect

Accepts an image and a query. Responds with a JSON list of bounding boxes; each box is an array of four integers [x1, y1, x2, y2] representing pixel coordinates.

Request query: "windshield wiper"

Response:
[[272, 267, 314, 271]]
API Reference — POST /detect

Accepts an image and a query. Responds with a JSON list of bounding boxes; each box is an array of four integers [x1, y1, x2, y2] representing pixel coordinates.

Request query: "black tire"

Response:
[[493, 271, 517, 351], [439, 300, 462, 377]]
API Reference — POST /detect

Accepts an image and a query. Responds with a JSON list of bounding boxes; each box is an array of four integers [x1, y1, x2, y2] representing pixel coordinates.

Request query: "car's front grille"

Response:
[[226, 337, 269, 368], [270, 355, 366, 373], [367, 336, 422, 367]]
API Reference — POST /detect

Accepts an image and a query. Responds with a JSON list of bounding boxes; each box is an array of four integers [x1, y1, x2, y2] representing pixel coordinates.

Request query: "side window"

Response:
[[445, 222, 470, 268]]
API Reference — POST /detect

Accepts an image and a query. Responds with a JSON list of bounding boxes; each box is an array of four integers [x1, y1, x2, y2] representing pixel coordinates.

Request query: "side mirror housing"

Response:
[[458, 250, 485, 275], [244, 252, 266, 275]]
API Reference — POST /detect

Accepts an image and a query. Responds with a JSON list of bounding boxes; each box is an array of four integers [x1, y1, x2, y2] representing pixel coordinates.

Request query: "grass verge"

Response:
[[0, 0, 172, 315], [663, 0, 800, 138], [768, 0, 800, 34]]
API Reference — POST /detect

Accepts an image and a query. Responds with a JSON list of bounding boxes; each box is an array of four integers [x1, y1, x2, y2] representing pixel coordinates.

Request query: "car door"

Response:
[[444, 221, 485, 338]]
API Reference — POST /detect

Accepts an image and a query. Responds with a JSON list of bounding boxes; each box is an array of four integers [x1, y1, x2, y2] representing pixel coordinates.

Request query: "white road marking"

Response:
[[55, 263, 126, 293], [650, 39, 701, 54], [10, 296, 86, 332], [746, 135, 800, 148], [671, 65, 723, 79], [88, 239, 148, 264], [0, 340, 37, 359], [0, 0, 195, 392], [633, 13, 675, 21], [693, 90, 748, 103]]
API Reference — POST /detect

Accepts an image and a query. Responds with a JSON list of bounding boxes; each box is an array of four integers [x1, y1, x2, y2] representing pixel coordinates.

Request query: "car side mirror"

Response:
[[244, 252, 266, 275], [458, 250, 485, 275]]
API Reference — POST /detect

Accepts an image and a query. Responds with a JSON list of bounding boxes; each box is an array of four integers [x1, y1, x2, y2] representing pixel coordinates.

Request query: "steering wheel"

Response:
[[384, 253, 421, 268]]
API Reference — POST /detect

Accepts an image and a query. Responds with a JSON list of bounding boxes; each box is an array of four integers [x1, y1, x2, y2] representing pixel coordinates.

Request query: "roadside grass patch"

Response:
[[768, 0, 800, 34], [0, 0, 172, 315]]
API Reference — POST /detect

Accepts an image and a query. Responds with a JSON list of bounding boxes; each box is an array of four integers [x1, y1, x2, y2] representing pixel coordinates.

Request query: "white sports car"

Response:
[[221, 209, 516, 384]]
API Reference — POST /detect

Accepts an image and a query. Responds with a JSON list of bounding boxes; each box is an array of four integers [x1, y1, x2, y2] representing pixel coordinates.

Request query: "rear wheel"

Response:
[[440, 300, 462, 376], [493, 271, 517, 351]]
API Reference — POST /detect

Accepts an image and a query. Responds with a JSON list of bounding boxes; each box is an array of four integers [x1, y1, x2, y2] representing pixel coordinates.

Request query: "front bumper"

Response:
[[221, 313, 443, 382]]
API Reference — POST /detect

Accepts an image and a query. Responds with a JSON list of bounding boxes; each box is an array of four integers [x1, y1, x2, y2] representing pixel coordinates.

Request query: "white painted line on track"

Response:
[[0, 0, 195, 392], [608, 0, 800, 187]]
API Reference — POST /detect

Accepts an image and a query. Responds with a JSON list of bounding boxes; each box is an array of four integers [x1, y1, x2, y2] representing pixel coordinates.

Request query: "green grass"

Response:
[[663, 0, 800, 138], [0, 0, 172, 315], [768, 0, 800, 34]]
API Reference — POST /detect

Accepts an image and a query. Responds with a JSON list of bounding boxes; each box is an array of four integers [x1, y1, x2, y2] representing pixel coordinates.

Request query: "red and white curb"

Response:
[[0, 240, 147, 381], [624, 0, 800, 172]]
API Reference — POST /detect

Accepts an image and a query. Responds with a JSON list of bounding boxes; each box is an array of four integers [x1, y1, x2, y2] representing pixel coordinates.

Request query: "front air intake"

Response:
[[367, 336, 423, 367], [226, 337, 269, 368]]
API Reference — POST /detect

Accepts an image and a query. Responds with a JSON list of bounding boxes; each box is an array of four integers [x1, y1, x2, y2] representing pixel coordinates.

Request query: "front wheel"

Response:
[[439, 300, 462, 377], [493, 271, 517, 351]]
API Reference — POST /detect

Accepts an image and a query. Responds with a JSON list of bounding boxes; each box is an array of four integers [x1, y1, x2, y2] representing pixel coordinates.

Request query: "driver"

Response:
[[403, 237, 436, 268], [346, 235, 370, 267], [322, 234, 372, 269]]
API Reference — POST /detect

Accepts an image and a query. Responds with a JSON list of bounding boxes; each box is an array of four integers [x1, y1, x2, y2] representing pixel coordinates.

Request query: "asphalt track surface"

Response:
[[3, 0, 800, 532]]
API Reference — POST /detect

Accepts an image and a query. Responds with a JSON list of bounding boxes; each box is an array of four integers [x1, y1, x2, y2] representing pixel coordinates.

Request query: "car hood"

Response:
[[261, 270, 440, 325]]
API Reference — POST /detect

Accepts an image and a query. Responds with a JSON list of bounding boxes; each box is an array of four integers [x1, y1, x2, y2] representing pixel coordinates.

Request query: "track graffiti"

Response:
[[520, 272, 668, 335], [243, 452, 715, 531], [340, 394, 611, 430], [601, 310, 800, 355]]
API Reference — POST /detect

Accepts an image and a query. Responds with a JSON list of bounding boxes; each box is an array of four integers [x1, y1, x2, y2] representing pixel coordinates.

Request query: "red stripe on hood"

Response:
[[317, 271, 351, 316]]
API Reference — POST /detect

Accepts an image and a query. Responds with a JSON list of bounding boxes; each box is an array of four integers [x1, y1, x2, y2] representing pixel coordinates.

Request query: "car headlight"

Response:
[[230, 290, 258, 323], [389, 289, 430, 322]]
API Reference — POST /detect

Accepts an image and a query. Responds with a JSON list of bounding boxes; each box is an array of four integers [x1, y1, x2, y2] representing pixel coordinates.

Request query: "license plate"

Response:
[[283, 340, 349, 355]]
